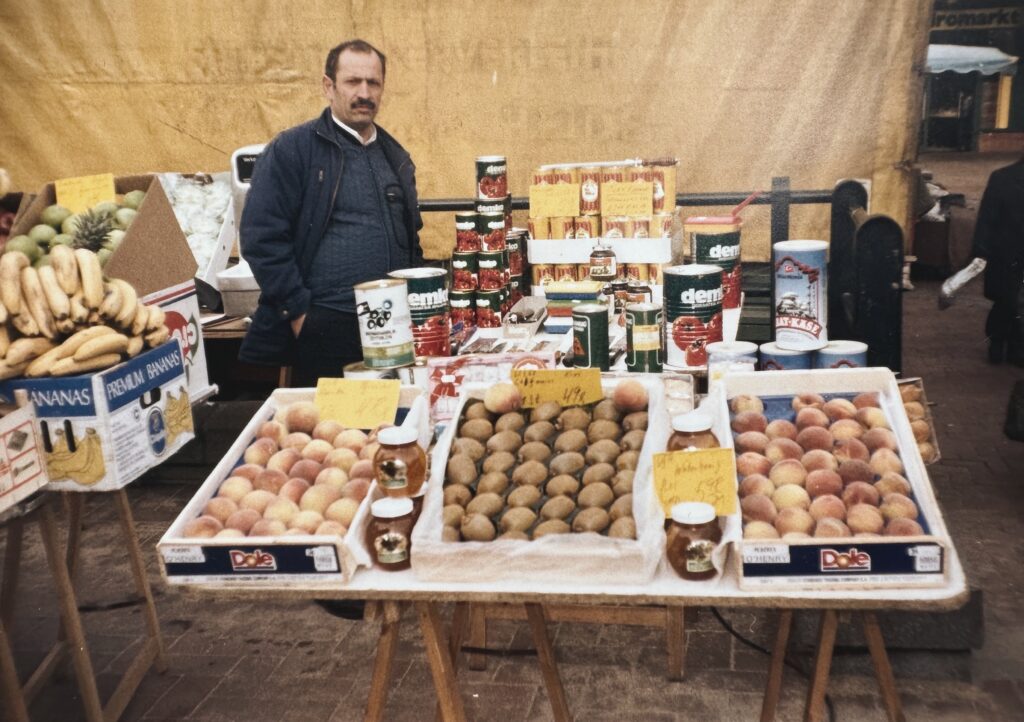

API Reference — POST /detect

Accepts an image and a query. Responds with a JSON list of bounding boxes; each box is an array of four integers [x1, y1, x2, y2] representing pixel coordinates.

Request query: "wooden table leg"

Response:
[[524, 603, 570, 722], [417, 602, 466, 722], [0, 614, 30, 722], [862, 612, 905, 722], [466, 603, 487, 671], [1, 516, 24, 629], [434, 603, 470, 722], [803, 610, 838, 722], [365, 601, 402, 722], [760, 609, 793, 722], [665, 604, 685, 681], [63, 493, 84, 581]]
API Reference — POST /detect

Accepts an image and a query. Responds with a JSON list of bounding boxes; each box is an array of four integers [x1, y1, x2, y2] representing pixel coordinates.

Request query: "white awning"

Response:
[[926, 44, 1019, 75]]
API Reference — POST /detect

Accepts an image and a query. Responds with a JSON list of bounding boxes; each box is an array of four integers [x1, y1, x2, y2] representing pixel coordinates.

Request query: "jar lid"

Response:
[[671, 412, 713, 433], [671, 501, 716, 525], [371, 497, 413, 519], [377, 425, 418, 446]]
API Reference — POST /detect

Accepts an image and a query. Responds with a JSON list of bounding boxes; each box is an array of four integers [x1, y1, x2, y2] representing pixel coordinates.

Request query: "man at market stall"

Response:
[[239, 39, 425, 385]]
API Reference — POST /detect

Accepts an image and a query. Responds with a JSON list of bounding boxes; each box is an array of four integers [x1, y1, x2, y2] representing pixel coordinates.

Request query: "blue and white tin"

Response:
[[773, 240, 828, 351], [813, 340, 868, 369], [759, 342, 812, 371]]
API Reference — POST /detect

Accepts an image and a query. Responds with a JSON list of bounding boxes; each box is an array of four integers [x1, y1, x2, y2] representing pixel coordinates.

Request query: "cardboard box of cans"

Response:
[[720, 369, 954, 590]]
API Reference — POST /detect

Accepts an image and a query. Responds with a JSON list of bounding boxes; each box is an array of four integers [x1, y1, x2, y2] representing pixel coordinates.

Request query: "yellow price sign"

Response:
[[511, 368, 604, 408], [528, 183, 580, 219], [54, 173, 117, 214], [314, 378, 401, 430], [652, 448, 737, 517], [601, 181, 653, 217]]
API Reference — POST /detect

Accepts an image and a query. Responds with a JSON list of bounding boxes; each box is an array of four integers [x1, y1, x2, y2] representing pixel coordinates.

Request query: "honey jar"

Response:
[[366, 497, 414, 571], [373, 426, 426, 498], [666, 502, 721, 581], [667, 412, 720, 451]]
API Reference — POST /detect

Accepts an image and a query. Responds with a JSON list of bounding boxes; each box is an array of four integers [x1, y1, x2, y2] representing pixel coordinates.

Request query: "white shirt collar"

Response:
[[331, 113, 377, 146]]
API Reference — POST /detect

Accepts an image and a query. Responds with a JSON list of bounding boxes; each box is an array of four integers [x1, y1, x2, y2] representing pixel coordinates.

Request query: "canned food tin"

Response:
[[632, 216, 651, 238], [532, 168, 550, 185], [623, 264, 649, 281], [532, 264, 555, 286], [449, 290, 476, 331], [354, 278, 416, 369], [499, 284, 512, 316], [454, 211, 480, 252], [663, 264, 724, 368], [507, 249, 524, 277], [451, 251, 478, 291], [627, 166, 652, 183], [476, 289, 502, 328], [625, 280, 652, 304], [550, 168, 574, 184], [625, 302, 663, 373], [388, 268, 451, 357], [579, 166, 602, 214], [477, 250, 506, 290], [508, 276, 525, 305], [611, 279, 630, 313], [573, 303, 610, 371], [648, 264, 663, 284], [476, 212, 505, 251], [601, 166, 626, 184], [773, 240, 828, 350], [574, 216, 598, 239], [343, 361, 398, 379], [652, 213, 673, 238], [476, 155, 508, 199], [528, 217, 550, 240], [687, 219, 742, 310], [549, 217, 575, 240], [553, 264, 578, 282], [603, 216, 633, 239], [474, 196, 507, 216], [647, 161, 678, 212], [759, 342, 812, 371], [813, 340, 868, 369]]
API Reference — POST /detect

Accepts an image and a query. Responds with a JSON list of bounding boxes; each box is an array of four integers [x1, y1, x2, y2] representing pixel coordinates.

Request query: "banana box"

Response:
[[0, 403, 50, 514], [144, 279, 214, 404], [0, 340, 193, 492]]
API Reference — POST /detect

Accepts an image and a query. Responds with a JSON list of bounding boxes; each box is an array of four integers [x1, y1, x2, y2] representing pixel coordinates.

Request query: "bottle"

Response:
[[665, 502, 721, 581], [366, 497, 414, 571], [589, 240, 618, 282], [667, 412, 720, 451], [373, 426, 427, 498]]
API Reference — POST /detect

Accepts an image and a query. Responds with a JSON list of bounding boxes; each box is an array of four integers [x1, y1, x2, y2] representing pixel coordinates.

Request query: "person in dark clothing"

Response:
[[239, 39, 424, 385], [971, 157, 1024, 365]]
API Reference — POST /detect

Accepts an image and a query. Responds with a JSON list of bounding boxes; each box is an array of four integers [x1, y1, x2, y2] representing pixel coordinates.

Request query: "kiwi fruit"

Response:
[[477, 472, 510, 495], [578, 482, 614, 509], [531, 400, 562, 423], [460, 418, 493, 441], [592, 399, 622, 422], [546, 474, 580, 497], [585, 439, 621, 465], [442, 526, 462, 542], [553, 429, 587, 453], [482, 451, 516, 474], [512, 460, 548, 486], [587, 419, 622, 443], [540, 495, 575, 520], [622, 412, 648, 431], [616, 450, 640, 471], [443, 484, 473, 507], [620, 429, 646, 451], [518, 441, 552, 463], [572, 507, 611, 533], [446, 454, 478, 485], [533, 519, 571, 538], [487, 430, 524, 454], [443, 504, 465, 526], [612, 470, 634, 497], [581, 463, 616, 486], [494, 412, 526, 432], [463, 401, 491, 420], [608, 517, 637, 539], [609, 493, 632, 521], [523, 421, 557, 443], [461, 513, 496, 541], [549, 451, 586, 476], [500, 507, 537, 532], [498, 530, 529, 541], [451, 437, 486, 461], [507, 484, 542, 508], [558, 407, 591, 431], [466, 492, 504, 517]]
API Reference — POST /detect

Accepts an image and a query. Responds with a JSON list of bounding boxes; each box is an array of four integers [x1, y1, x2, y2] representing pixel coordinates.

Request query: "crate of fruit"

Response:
[[897, 377, 941, 465], [158, 386, 429, 586], [411, 375, 667, 585], [722, 368, 954, 590]]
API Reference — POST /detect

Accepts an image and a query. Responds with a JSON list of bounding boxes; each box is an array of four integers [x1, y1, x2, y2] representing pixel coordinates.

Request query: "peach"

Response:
[[217, 476, 254, 503], [283, 528, 308, 536], [484, 382, 525, 413], [253, 468, 287, 494], [282, 432, 313, 452], [899, 384, 922, 403], [855, 407, 889, 430], [739, 474, 775, 498], [215, 528, 246, 539], [736, 431, 771, 454], [875, 472, 911, 497], [910, 419, 931, 442], [862, 427, 898, 453], [838, 459, 875, 485], [279, 478, 311, 505], [833, 438, 870, 463], [302, 439, 335, 463], [289, 459, 324, 483], [284, 401, 319, 435], [289, 510, 324, 534], [612, 380, 649, 412], [805, 469, 844, 499], [359, 442, 381, 461], [795, 406, 829, 430], [744, 521, 780, 539], [853, 532, 882, 539], [782, 532, 811, 540], [736, 452, 772, 478], [903, 401, 926, 421], [249, 519, 287, 537], [314, 462, 347, 486], [731, 411, 768, 434], [224, 508, 261, 533], [741, 494, 778, 524], [243, 437, 277, 467], [315, 521, 347, 536], [266, 448, 301, 475], [183, 515, 222, 538], [231, 463, 264, 482], [852, 392, 880, 409], [809, 494, 846, 521], [796, 426, 833, 452], [829, 419, 863, 441], [349, 459, 374, 480], [730, 394, 765, 414], [769, 459, 807, 488], [264, 498, 300, 525], [774, 507, 815, 536], [341, 478, 371, 501], [325, 497, 360, 527], [334, 428, 368, 452], [324, 447, 359, 473], [300, 485, 342, 515], [802, 449, 838, 473], [772, 484, 810, 510], [880, 493, 918, 521], [765, 438, 804, 463], [814, 518, 852, 538], [257, 420, 287, 445], [847, 503, 885, 535], [822, 398, 858, 422], [765, 419, 799, 441], [203, 497, 238, 524], [869, 448, 903, 476], [313, 419, 345, 443], [791, 393, 825, 411], [918, 442, 937, 463], [842, 481, 880, 507], [238, 490, 276, 515], [884, 518, 924, 536]]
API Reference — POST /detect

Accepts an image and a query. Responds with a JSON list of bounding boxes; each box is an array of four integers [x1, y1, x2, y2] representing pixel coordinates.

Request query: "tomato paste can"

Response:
[[475, 212, 506, 251], [663, 264, 724, 368], [505, 230, 525, 276], [648, 264, 663, 284], [625, 302, 663, 373], [623, 263, 649, 282], [477, 250, 506, 290], [476, 155, 508, 199], [354, 278, 416, 369], [813, 340, 868, 369], [451, 251, 478, 291], [528, 217, 550, 240], [573, 303, 610, 371], [686, 217, 742, 310], [549, 216, 575, 239], [388, 268, 451, 357], [574, 216, 598, 239], [553, 264, 578, 283], [476, 289, 502, 328], [601, 166, 626, 184], [652, 213, 673, 238], [773, 240, 828, 350], [454, 211, 480, 252], [532, 264, 555, 286], [508, 276, 525, 305], [603, 216, 632, 239], [632, 216, 651, 238], [759, 342, 812, 371], [449, 289, 476, 332], [579, 166, 602, 214]]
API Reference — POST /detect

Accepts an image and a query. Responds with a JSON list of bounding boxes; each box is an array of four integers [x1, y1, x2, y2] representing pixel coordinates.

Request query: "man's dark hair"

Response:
[[325, 39, 386, 81]]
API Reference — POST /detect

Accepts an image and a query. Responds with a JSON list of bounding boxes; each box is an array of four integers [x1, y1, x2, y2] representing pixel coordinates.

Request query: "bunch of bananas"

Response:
[[0, 247, 171, 379]]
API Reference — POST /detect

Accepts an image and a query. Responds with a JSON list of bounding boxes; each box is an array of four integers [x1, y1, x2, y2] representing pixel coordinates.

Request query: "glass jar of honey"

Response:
[[667, 412, 719, 451], [665, 502, 721, 581], [373, 426, 426, 498], [366, 497, 414, 571]]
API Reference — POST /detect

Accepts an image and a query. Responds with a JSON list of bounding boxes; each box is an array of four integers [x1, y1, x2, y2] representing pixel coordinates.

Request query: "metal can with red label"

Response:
[[623, 264, 649, 281], [574, 216, 598, 239], [632, 216, 651, 238], [553, 264, 578, 283], [652, 213, 673, 238], [663, 264, 724, 368], [509, 276, 525, 305], [388, 268, 451, 357], [532, 264, 554, 286], [475, 212, 505, 251], [528, 217, 550, 240], [499, 284, 513, 316], [601, 166, 626, 184], [451, 251, 478, 291], [449, 289, 476, 332], [477, 250, 506, 290], [476, 289, 502, 328], [602, 216, 632, 239], [454, 211, 480, 252], [579, 166, 602, 215], [476, 155, 507, 199], [505, 230, 525, 277], [549, 217, 575, 239]]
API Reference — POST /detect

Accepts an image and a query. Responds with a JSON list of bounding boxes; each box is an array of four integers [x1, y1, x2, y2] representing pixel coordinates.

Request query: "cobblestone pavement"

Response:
[[3, 153, 1023, 720]]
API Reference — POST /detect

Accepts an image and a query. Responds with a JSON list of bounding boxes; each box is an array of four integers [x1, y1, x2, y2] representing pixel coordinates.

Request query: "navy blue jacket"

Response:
[[239, 108, 424, 366], [971, 158, 1024, 305]]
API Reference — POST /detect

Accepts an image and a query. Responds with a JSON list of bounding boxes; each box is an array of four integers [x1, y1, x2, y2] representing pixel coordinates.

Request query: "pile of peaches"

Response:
[[182, 401, 379, 539], [732, 391, 926, 541]]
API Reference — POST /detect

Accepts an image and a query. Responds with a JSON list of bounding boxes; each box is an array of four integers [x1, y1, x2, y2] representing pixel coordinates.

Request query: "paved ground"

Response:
[[3, 152, 1023, 720]]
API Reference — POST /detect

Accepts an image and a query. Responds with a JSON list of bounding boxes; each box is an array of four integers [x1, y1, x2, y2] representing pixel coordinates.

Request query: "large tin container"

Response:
[[774, 240, 828, 350], [475, 155, 507, 199], [572, 303, 610, 370], [813, 340, 868, 369], [388, 268, 451, 358], [625, 302, 663, 373], [686, 217, 742, 310], [454, 211, 480, 252], [663, 264, 724, 368], [758, 342, 812, 371], [354, 278, 415, 369]]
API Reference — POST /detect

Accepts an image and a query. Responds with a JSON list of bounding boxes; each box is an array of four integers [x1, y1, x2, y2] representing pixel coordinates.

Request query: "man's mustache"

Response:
[[352, 100, 376, 110]]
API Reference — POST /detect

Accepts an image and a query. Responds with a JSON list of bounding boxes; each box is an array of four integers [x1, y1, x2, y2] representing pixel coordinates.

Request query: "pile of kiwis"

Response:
[[443, 379, 650, 542]]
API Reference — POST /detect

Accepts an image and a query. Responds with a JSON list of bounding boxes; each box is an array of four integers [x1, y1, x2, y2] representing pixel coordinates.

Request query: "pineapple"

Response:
[[71, 209, 114, 252]]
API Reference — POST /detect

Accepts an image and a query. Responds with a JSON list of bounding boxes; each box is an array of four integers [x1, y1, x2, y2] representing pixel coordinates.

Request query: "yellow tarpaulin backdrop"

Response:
[[0, 1, 931, 260]]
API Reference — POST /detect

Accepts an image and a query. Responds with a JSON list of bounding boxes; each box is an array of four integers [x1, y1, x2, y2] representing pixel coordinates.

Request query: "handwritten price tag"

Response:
[[314, 378, 401, 430], [652, 448, 737, 517], [601, 181, 653, 217], [511, 368, 604, 408], [54, 173, 117, 214], [528, 183, 580, 218]]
